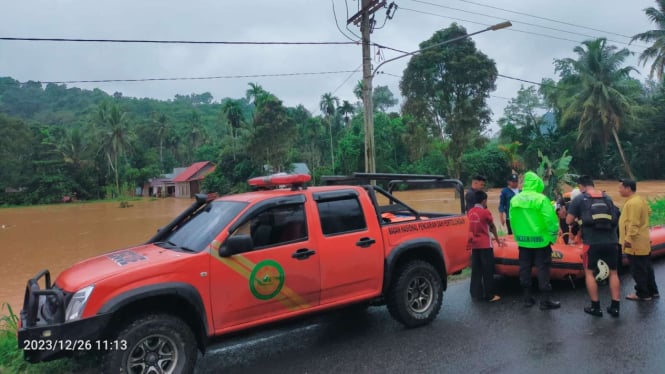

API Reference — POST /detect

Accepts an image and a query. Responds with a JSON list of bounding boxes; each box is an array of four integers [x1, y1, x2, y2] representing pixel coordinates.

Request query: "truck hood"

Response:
[[55, 244, 192, 292]]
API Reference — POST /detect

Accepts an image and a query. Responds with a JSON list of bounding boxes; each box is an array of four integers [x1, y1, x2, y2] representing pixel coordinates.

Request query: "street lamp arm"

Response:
[[371, 21, 511, 77]]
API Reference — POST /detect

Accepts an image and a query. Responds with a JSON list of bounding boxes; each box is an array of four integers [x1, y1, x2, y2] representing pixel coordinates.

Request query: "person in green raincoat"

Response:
[[509, 171, 561, 310]]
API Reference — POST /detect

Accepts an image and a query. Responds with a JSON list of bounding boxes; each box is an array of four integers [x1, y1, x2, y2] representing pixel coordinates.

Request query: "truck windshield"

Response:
[[161, 201, 247, 252]]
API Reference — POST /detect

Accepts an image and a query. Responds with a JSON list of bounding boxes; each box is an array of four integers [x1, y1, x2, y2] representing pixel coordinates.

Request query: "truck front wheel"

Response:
[[102, 314, 197, 374], [387, 260, 443, 328]]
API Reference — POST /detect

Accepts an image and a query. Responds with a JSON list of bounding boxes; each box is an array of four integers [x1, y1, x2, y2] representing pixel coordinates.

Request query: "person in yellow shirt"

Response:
[[618, 179, 659, 301]]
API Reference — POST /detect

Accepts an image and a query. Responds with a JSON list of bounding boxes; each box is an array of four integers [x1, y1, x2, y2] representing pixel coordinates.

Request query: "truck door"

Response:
[[313, 189, 384, 305], [210, 196, 320, 330]]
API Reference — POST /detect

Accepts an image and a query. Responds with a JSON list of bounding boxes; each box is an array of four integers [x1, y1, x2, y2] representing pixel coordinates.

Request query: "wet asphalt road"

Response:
[[196, 260, 665, 374]]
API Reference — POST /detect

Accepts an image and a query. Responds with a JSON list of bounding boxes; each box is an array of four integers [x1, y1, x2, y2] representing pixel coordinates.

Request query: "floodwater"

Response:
[[1, 180, 663, 313], [0, 198, 192, 312]]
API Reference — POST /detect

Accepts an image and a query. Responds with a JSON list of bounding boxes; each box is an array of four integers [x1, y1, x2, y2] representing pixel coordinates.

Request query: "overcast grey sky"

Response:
[[0, 0, 658, 132]]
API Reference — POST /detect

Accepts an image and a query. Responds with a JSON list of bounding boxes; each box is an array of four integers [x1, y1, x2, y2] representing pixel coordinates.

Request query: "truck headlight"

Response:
[[65, 285, 94, 321]]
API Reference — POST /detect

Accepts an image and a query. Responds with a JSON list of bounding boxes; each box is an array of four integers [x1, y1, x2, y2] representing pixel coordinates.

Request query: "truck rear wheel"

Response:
[[102, 314, 197, 374], [387, 260, 443, 328]]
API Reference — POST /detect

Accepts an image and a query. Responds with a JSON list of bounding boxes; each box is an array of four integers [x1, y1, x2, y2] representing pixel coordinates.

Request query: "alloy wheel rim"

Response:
[[406, 275, 433, 313]]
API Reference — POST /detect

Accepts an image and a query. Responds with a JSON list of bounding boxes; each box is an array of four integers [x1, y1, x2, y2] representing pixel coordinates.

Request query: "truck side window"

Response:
[[231, 203, 307, 249], [316, 196, 367, 235]]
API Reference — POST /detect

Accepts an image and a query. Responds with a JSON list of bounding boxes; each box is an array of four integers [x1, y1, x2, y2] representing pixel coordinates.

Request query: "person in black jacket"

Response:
[[465, 175, 487, 212], [498, 174, 520, 234]]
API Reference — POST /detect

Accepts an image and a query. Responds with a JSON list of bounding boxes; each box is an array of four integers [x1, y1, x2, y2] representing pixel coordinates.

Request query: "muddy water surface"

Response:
[[1, 180, 663, 313], [0, 198, 192, 312]]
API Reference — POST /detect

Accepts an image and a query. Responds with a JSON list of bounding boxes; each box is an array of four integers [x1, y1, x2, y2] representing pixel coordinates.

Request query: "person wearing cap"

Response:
[[567, 175, 621, 317], [498, 174, 520, 234], [618, 178, 659, 301], [465, 175, 487, 212], [509, 171, 561, 310]]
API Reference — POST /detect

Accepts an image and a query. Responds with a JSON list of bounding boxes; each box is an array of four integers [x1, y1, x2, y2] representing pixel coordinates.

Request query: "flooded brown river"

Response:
[[1, 180, 663, 313], [0, 198, 192, 312]]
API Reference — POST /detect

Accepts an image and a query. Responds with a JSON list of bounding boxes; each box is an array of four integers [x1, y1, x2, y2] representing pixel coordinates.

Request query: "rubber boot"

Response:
[[523, 288, 536, 308], [539, 293, 561, 310], [584, 300, 603, 317], [606, 300, 620, 318]]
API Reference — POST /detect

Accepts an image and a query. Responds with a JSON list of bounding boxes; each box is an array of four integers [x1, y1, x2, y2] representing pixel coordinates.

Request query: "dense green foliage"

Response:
[[3, 12, 665, 205], [400, 23, 497, 179]]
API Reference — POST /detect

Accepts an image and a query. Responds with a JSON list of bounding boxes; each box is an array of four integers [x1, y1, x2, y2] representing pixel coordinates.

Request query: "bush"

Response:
[[649, 197, 665, 226]]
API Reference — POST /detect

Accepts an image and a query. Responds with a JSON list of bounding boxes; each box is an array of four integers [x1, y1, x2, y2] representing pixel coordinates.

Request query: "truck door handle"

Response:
[[292, 248, 316, 260], [356, 237, 376, 248]]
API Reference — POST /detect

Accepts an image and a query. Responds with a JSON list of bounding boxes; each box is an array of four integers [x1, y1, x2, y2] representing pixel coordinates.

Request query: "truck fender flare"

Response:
[[383, 239, 447, 291], [98, 282, 208, 336]]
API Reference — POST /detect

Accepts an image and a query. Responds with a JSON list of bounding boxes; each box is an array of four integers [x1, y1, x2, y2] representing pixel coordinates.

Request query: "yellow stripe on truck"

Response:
[[211, 249, 310, 311]]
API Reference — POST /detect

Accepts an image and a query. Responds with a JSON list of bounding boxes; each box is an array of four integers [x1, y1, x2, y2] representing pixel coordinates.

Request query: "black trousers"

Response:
[[518, 246, 552, 292], [506, 219, 513, 235], [627, 254, 660, 298], [470, 248, 496, 299]]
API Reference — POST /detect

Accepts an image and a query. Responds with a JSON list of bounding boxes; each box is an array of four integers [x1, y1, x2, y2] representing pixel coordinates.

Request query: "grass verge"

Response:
[[0, 303, 96, 374]]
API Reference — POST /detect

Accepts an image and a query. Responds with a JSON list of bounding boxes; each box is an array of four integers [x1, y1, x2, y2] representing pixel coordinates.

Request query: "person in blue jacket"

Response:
[[499, 174, 520, 234]]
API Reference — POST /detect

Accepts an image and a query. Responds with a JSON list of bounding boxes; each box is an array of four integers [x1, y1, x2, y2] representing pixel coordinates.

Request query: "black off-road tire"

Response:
[[386, 260, 443, 328], [102, 314, 197, 374]]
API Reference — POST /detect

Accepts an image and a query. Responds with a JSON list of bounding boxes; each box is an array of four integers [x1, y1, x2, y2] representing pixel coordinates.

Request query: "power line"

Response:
[[332, 64, 363, 95], [332, 0, 361, 42], [455, 0, 633, 39], [0, 36, 359, 45], [399, 7, 643, 53], [408, 0, 648, 49], [33, 70, 360, 85]]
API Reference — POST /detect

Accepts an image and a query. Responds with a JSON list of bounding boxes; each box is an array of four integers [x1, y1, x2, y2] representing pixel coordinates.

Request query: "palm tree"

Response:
[[222, 99, 243, 160], [631, 0, 665, 81], [97, 102, 134, 197], [246, 82, 268, 106], [319, 93, 339, 173], [338, 100, 355, 125], [185, 110, 204, 164], [560, 38, 636, 179], [153, 112, 170, 173]]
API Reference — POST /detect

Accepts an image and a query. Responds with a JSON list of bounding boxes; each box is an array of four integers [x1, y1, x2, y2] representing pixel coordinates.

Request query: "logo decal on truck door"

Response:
[[249, 260, 285, 300]]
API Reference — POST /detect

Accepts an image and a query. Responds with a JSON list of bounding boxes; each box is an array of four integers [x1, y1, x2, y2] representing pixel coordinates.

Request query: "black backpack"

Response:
[[580, 191, 619, 230]]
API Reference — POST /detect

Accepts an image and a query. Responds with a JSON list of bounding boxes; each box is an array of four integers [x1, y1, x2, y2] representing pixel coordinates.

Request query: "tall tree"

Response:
[[152, 112, 170, 173], [400, 23, 497, 178], [96, 102, 134, 196], [222, 99, 244, 160], [319, 92, 339, 173], [338, 100, 355, 125], [247, 97, 296, 171], [373, 85, 398, 112], [556, 38, 637, 179], [632, 0, 665, 81]]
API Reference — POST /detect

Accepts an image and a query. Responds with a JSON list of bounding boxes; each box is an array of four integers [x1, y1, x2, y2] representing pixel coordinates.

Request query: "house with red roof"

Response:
[[173, 161, 216, 198]]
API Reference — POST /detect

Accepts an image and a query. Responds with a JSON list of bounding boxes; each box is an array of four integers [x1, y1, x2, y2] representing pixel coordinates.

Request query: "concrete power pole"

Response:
[[361, 0, 375, 174], [349, 0, 385, 173]]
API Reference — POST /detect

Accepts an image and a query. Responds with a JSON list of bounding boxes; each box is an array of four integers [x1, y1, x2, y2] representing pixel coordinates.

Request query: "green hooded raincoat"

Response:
[[508, 171, 559, 248]]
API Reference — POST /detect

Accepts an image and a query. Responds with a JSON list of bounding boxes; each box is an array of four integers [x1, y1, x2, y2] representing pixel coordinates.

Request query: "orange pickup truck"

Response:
[[18, 173, 470, 373]]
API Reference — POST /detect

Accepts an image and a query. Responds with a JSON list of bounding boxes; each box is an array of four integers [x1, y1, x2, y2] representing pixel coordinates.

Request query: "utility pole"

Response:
[[348, 0, 385, 173]]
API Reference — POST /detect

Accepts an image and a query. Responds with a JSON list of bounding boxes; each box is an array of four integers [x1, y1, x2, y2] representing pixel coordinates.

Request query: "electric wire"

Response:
[[332, 0, 361, 42], [35, 70, 360, 85], [344, 0, 363, 39], [455, 0, 633, 39], [399, 7, 644, 53], [407, 0, 648, 49], [0, 37, 358, 45]]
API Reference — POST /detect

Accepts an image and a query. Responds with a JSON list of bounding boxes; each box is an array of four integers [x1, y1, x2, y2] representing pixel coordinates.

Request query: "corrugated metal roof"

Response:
[[173, 161, 214, 182]]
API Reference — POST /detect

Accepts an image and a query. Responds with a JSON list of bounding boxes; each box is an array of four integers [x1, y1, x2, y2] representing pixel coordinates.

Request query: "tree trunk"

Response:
[[612, 128, 635, 179], [328, 118, 335, 173]]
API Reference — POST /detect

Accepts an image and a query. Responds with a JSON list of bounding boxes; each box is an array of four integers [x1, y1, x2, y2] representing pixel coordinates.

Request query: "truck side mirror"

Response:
[[219, 234, 253, 257]]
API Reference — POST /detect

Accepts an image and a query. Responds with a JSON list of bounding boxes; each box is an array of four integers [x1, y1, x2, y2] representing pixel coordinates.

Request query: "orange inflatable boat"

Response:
[[494, 225, 665, 281]]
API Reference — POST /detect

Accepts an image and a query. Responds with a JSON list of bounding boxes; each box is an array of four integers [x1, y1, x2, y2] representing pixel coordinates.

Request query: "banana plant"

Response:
[[536, 149, 577, 201]]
